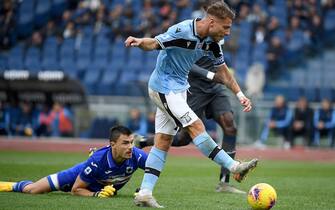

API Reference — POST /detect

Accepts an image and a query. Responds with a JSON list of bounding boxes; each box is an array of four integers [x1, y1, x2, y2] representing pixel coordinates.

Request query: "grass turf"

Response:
[[0, 151, 334, 210]]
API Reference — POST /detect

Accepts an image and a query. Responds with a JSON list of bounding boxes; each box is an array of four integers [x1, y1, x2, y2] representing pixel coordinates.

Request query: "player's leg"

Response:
[[214, 112, 245, 193], [21, 177, 52, 194], [0, 177, 51, 194], [206, 94, 237, 181], [135, 89, 178, 208], [166, 91, 257, 178], [135, 129, 192, 149]]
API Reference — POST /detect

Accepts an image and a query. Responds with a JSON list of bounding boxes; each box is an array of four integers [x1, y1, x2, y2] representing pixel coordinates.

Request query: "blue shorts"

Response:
[[47, 166, 81, 192]]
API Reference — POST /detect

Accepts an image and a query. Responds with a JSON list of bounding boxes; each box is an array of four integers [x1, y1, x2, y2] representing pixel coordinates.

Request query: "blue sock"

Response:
[[13, 181, 33, 192], [193, 132, 235, 169], [141, 146, 167, 192]]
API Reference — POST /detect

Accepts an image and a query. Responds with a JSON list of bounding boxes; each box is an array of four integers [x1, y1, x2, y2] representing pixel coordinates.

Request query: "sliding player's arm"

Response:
[[71, 176, 115, 197], [71, 175, 95, 197]]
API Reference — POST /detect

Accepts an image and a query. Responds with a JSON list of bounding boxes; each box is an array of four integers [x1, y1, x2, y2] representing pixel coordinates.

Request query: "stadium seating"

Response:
[[0, 0, 333, 101]]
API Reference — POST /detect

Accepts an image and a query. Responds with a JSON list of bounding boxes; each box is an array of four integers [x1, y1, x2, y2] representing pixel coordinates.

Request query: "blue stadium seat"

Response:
[[51, 0, 67, 17], [8, 45, 24, 69], [83, 66, 102, 94], [76, 39, 92, 71], [287, 30, 305, 52], [97, 68, 120, 95], [324, 10, 335, 45], [60, 38, 75, 58], [44, 36, 58, 50], [35, 0, 51, 28], [88, 117, 118, 139], [92, 56, 108, 70], [138, 71, 151, 82], [324, 10, 335, 32], [42, 54, 60, 70], [302, 88, 318, 102], [143, 59, 156, 73], [111, 38, 127, 63], [0, 53, 8, 71], [290, 69, 305, 88], [319, 87, 334, 101], [118, 70, 138, 85], [179, 7, 193, 20], [60, 58, 78, 79], [126, 59, 143, 73], [323, 70, 335, 89], [323, 50, 335, 65], [144, 50, 159, 64], [306, 68, 322, 88], [252, 42, 268, 64], [128, 47, 144, 62], [264, 86, 302, 102], [24, 47, 42, 72]]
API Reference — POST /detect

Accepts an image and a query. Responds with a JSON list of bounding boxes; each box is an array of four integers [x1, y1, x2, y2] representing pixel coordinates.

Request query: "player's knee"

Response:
[[219, 113, 237, 136], [174, 130, 192, 146], [154, 133, 173, 151], [187, 119, 206, 138], [24, 184, 42, 194], [224, 125, 237, 136]]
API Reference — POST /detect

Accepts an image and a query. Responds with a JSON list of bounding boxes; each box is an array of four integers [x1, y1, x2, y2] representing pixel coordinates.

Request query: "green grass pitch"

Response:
[[0, 151, 334, 210]]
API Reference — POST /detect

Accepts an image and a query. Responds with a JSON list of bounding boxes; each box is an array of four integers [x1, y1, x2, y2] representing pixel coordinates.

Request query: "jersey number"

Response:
[[84, 166, 92, 175]]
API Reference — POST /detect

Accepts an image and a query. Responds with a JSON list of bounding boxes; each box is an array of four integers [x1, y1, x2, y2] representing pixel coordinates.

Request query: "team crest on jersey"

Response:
[[175, 27, 181, 33], [126, 166, 133, 174]]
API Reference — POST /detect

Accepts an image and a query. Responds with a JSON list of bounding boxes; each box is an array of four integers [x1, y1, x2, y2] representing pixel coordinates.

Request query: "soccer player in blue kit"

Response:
[[0, 126, 148, 198], [125, 1, 258, 208]]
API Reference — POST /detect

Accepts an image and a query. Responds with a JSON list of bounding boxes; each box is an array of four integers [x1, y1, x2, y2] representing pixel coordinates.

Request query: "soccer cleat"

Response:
[[133, 134, 146, 149], [134, 194, 164, 208], [0, 182, 15, 192], [231, 159, 258, 182], [215, 182, 246, 194]]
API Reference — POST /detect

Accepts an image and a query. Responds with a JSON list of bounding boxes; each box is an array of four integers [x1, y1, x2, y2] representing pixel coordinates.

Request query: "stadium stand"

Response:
[[0, 0, 335, 139]]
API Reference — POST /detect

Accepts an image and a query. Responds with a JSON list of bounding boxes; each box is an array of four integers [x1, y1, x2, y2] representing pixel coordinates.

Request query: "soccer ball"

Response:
[[247, 183, 277, 210]]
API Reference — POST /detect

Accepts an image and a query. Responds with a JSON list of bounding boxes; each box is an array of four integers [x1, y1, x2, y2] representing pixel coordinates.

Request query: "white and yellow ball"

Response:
[[247, 183, 277, 210]]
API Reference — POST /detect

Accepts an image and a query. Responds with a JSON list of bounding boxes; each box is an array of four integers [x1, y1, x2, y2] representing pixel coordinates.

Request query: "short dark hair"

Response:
[[109, 125, 132, 142], [206, 1, 235, 20]]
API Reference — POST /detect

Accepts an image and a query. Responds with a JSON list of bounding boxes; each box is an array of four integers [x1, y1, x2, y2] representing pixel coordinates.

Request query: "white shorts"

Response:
[[149, 88, 198, 135]]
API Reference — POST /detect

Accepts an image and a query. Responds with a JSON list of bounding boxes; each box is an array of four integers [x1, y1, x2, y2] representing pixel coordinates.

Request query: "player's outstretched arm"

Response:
[[124, 36, 159, 51], [191, 63, 252, 112], [71, 176, 115, 197]]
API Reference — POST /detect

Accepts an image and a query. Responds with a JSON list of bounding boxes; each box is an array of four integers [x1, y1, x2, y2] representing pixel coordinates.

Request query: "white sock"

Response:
[[228, 161, 239, 172], [139, 188, 152, 196]]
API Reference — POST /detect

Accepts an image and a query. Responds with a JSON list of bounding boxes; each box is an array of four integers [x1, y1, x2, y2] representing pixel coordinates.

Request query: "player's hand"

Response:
[[134, 188, 140, 197], [239, 95, 252, 112], [125, 36, 142, 47], [88, 147, 97, 157], [93, 185, 116, 198]]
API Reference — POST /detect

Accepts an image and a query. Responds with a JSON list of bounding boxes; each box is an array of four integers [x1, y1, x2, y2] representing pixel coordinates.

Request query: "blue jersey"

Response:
[[149, 19, 225, 94], [53, 146, 147, 192]]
